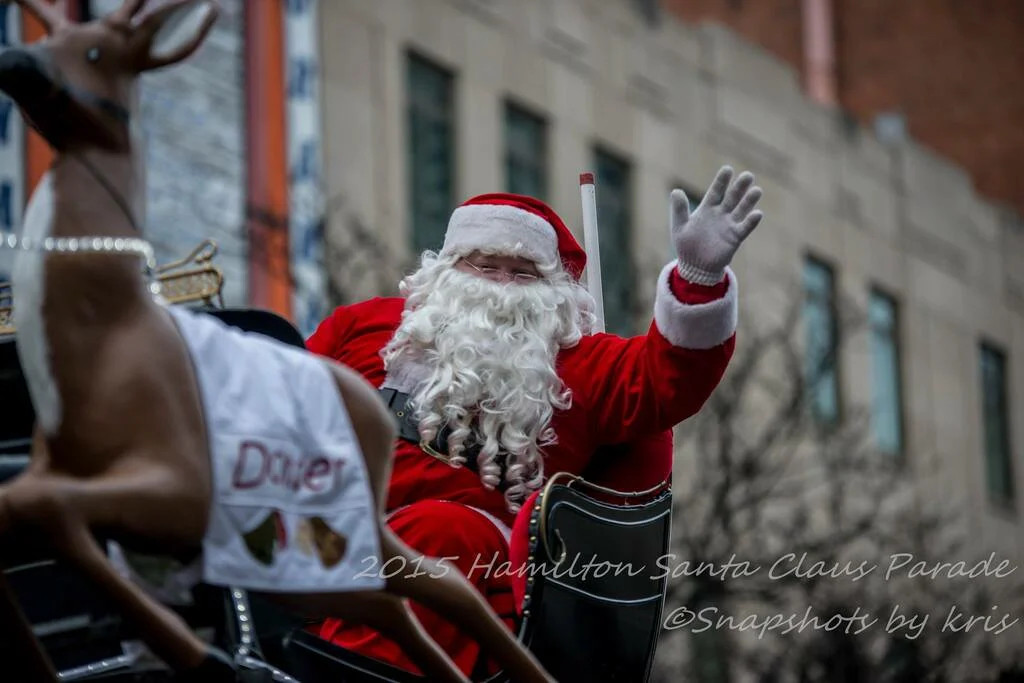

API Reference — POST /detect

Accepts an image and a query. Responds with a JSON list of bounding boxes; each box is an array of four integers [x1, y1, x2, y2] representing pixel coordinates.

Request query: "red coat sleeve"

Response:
[[561, 262, 739, 446], [306, 304, 356, 359]]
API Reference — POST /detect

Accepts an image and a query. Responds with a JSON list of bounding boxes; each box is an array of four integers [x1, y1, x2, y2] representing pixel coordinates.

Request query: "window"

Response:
[[504, 102, 547, 199], [980, 343, 1014, 506], [869, 289, 904, 457], [0, 3, 12, 45], [407, 52, 455, 255], [0, 181, 11, 234], [593, 147, 634, 336], [0, 184, 9, 304], [632, 0, 661, 27], [803, 256, 840, 426]]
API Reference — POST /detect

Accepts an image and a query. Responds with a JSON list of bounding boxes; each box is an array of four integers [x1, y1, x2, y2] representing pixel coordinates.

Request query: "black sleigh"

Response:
[[0, 240, 674, 683]]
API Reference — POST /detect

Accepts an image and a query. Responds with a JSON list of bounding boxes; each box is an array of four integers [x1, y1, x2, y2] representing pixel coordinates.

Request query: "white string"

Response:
[[0, 232, 162, 296]]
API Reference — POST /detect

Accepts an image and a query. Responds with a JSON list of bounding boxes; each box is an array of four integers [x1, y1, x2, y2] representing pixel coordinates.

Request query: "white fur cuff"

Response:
[[653, 261, 738, 349], [441, 204, 558, 263]]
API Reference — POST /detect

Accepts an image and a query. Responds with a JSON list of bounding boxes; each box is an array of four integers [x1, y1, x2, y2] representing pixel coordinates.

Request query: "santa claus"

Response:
[[307, 165, 763, 676]]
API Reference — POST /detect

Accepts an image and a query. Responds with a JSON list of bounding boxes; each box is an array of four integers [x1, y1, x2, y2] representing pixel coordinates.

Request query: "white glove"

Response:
[[670, 166, 763, 285]]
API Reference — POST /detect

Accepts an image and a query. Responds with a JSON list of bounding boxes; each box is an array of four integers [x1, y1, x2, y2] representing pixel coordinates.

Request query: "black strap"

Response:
[[378, 387, 426, 444], [378, 387, 509, 489], [63, 82, 131, 124]]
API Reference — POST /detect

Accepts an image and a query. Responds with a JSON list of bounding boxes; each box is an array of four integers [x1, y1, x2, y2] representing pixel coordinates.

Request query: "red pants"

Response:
[[317, 500, 516, 677]]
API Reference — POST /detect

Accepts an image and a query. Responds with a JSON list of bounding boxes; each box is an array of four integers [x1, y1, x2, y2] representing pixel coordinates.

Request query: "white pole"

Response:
[[579, 172, 605, 334]]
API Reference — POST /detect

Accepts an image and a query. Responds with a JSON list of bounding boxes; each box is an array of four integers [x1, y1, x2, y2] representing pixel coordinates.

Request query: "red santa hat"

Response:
[[439, 193, 587, 280]]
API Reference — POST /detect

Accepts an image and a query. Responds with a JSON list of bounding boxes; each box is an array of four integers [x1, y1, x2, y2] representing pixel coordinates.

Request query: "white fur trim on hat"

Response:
[[441, 204, 558, 264], [653, 261, 738, 349]]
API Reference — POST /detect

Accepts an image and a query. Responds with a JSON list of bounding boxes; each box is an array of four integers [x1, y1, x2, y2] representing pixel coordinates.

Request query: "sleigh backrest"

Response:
[[511, 473, 672, 683]]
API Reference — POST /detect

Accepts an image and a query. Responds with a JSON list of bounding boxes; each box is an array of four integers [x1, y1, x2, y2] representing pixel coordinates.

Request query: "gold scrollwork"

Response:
[[0, 280, 12, 336], [154, 239, 225, 308]]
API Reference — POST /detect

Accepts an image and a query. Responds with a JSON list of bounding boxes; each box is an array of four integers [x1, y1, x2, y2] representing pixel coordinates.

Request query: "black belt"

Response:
[[378, 387, 508, 490]]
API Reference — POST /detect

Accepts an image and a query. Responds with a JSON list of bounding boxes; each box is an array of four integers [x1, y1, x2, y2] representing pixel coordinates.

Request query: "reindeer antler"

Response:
[[128, 0, 219, 72], [110, 0, 147, 22], [10, 0, 67, 32]]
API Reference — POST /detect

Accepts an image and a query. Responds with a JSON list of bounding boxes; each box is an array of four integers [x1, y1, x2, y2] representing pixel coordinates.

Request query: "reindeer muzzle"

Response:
[[0, 47, 58, 107], [0, 46, 127, 152], [0, 47, 68, 147]]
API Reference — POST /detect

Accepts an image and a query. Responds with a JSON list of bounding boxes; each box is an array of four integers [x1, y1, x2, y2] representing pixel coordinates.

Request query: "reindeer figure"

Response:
[[0, 2, 556, 681]]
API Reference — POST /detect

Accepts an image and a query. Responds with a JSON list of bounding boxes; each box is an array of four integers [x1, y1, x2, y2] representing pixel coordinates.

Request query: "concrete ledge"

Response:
[[697, 22, 802, 105], [838, 130, 895, 187], [1006, 279, 1024, 317], [651, 12, 703, 69], [901, 222, 968, 278], [837, 156, 899, 238], [788, 100, 840, 149], [710, 85, 795, 184], [898, 139, 973, 203], [446, 0, 504, 27]]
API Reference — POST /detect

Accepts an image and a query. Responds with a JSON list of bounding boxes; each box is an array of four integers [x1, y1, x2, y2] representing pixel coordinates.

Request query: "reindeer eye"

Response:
[[86, 47, 101, 63]]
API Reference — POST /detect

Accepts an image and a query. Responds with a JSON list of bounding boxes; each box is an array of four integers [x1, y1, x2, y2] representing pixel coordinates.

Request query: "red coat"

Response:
[[306, 263, 738, 528]]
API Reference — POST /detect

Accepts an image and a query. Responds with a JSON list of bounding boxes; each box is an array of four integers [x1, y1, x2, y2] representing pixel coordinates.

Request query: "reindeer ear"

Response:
[[134, 0, 218, 71]]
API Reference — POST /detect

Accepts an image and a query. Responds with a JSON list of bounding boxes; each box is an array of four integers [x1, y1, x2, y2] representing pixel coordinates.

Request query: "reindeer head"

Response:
[[0, 0, 218, 152]]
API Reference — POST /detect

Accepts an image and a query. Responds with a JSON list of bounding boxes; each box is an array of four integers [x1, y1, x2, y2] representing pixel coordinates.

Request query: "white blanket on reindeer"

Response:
[[111, 304, 385, 601]]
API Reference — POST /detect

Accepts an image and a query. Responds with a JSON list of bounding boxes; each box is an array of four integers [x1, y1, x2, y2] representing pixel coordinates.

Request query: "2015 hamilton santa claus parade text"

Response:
[[354, 548, 1021, 639]]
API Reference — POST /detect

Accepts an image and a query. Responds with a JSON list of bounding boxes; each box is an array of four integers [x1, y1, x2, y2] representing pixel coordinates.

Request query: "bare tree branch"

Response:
[[657, 274, 1024, 682]]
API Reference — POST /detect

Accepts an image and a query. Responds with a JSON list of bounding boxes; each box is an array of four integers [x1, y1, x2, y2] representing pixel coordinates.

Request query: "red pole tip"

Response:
[[579, 172, 594, 185]]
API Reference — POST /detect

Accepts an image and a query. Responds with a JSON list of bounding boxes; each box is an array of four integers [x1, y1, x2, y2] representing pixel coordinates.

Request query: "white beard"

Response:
[[381, 255, 595, 511]]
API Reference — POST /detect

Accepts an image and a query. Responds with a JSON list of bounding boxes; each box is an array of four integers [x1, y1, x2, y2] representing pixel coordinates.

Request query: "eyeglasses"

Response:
[[461, 259, 540, 284]]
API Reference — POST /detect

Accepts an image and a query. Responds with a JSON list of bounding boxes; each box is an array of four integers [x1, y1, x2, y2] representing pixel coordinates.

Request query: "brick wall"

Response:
[[663, 0, 1024, 216]]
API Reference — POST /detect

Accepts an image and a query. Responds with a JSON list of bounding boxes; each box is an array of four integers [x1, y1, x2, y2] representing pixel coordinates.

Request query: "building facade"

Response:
[[318, 0, 1023, 676]]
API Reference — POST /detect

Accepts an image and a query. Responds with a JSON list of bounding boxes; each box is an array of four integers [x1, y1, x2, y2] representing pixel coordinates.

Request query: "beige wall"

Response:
[[318, 0, 1024, 578]]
